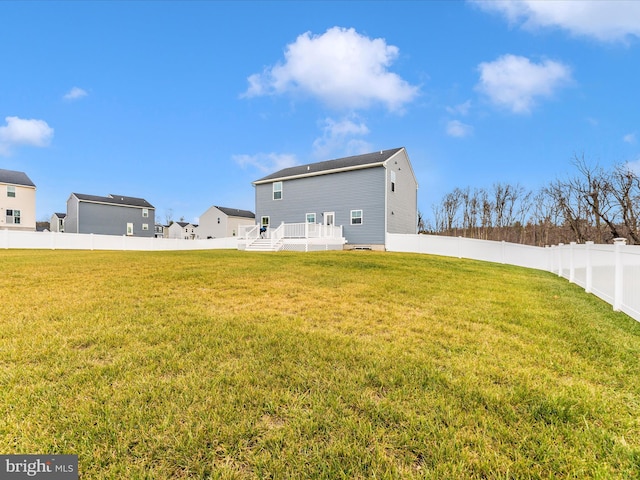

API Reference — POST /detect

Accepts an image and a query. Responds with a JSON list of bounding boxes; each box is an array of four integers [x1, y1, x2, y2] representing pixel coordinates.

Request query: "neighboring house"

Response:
[[252, 147, 418, 250], [65, 193, 155, 237], [154, 223, 165, 238], [50, 212, 66, 232], [0, 168, 36, 231], [199, 205, 255, 238], [167, 221, 199, 239]]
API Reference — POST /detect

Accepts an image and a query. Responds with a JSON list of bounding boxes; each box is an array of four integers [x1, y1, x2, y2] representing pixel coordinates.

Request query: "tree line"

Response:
[[422, 155, 640, 246]]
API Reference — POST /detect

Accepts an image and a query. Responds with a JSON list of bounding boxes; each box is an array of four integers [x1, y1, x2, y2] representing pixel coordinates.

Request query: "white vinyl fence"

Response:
[[387, 233, 640, 324], [1, 230, 238, 251]]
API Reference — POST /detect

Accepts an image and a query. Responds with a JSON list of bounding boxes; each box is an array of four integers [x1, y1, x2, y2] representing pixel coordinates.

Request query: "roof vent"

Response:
[[380, 150, 383, 154]]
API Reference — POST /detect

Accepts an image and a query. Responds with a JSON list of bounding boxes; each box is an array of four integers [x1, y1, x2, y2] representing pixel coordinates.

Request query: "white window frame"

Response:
[[273, 181, 282, 200], [142, 208, 149, 218], [261, 216, 270, 227], [126, 223, 134, 236], [7, 186, 16, 198], [306, 213, 316, 223], [324, 212, 335, 227], [142, 223, 149, 231], [350, 209, 363, 225], [390, 171, 396, 193]]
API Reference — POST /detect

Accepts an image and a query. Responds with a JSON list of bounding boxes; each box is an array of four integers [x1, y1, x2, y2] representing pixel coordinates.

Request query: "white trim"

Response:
[[306, 212, 316, 223]]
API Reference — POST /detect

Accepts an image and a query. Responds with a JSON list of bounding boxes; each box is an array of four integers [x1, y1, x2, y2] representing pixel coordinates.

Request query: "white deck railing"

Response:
[[238, 223, 343, 240]]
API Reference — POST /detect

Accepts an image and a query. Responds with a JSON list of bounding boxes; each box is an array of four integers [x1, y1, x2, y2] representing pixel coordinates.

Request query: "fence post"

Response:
[[569, 242, 576, 283], [585, 241, 593, 294], [557, 243, 564, 277], [613, 238, 626, 312]]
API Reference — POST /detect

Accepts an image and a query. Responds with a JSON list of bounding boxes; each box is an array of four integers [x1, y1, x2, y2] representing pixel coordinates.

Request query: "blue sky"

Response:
[[1, 1, 639, 225]]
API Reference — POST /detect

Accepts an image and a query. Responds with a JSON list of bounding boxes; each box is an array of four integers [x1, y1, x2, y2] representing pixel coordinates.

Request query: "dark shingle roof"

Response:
[[253, 147, 404, 184], [0, 168, 36, 187], [214, 206, 255, 219], [72, 193, 154, 208], [53, 212, 66, 219]]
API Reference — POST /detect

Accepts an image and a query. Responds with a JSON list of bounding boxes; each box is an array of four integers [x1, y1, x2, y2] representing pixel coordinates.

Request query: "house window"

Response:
[[350, 210, 363, 225], [390, 171, 396, 193], [261, 216, 270, 227], [7, 186, 15, 198], [142, 223, 149, 231], [306, 213, 316, 223], [273, 181, 282, 200], [6, 209, 20, 224], [142, 208, 149, 218], [126, 223, 134, 235]]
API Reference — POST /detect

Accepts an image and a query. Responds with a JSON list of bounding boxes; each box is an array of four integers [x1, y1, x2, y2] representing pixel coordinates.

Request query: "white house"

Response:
[[198, 205, 255, 239], [50, 212, 66, 232], [167, 221, 199, 239]]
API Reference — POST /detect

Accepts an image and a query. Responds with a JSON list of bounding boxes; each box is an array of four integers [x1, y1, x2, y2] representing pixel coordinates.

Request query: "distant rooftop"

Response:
[[0, 168, 36, 187], [71, 193, 154, 209], [215, 206, 255, 219]]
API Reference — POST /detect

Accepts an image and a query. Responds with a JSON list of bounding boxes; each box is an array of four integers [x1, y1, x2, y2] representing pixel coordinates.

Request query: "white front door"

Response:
[[324, 212, 335, 226]]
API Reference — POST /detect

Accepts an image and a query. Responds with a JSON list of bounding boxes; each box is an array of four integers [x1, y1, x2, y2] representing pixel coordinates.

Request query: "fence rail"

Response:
[[387, 233, 640, 324], [1, 230, 238, 251]]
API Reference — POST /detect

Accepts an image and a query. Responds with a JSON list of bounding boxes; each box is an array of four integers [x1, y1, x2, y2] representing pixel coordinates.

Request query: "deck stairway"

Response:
[[244, 238, 282, 252]]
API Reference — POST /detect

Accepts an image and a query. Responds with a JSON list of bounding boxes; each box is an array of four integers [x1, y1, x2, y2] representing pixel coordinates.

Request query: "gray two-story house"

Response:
[[253, 147, 418, 250], [65, 193, 155, 237]]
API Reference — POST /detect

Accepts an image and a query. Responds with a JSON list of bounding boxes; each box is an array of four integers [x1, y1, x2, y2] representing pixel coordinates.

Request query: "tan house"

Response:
[[0, 168, 36, 231], [198, 205, 255, 239]]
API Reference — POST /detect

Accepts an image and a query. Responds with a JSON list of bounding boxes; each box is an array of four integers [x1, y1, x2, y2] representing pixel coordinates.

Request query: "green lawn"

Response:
[[1, 249, 639, 478]]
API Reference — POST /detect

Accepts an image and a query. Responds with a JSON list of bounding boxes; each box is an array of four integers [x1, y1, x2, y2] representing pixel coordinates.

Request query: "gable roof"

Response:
[[214, 206, 255, 219], [0, 168, 36, 187], [53, 212, 66, 219], [253, 147, 405, 184], [71, 193, 154, 208]]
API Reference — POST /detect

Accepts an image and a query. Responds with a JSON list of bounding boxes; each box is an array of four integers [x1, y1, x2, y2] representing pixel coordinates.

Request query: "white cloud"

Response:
[[446, 100, 472, 116], [312, 116, 372, 159], [471, 0, 640, 42], [0, 116, 54, 155], [233, 152, 299, 173], [446, 120, 474, 138], [623, 133, 637, 144], [476, 54, 572, 114], [63, 87, 88, 101], [243, 27, 419, 112]]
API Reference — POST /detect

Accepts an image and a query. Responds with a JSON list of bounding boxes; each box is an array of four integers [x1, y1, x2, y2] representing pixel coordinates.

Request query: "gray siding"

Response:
[[256, 167, 387, 245], [386, 149, 418, 235], [65, 196, 79, 233], [66, 196, 155, 236]]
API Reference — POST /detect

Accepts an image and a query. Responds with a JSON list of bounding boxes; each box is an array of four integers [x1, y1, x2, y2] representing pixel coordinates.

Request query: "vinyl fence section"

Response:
[[1, 230, 238, 251], [387, 233, 640, 323]]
